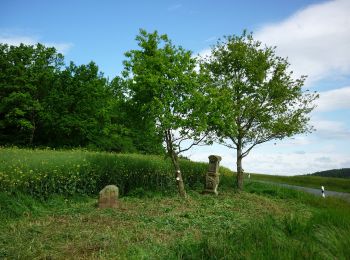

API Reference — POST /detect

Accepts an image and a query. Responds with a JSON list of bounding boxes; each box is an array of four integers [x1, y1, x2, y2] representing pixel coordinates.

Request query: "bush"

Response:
[[0, 148, 231, 197]]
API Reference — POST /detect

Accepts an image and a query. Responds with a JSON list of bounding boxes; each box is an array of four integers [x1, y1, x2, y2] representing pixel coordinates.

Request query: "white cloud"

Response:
[[185, 145, 350, 176], [276, 136, 311, 147], [255, 0, 350, 84], [312, 119, 350, 139], [244, 151, 350, 175], [41, 42, 72, 54], [0, 35, 37, 46], [196, 0, 350, 85], [0, 34, 73, 54], [316, 86, 350, 111], [190, 1, 350, 176]]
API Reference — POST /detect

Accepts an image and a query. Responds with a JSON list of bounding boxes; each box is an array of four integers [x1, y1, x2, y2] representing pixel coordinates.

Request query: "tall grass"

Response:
[[0, 147, 232, 197], [172, 211, 350, 259], [171, 182, 350, 259]]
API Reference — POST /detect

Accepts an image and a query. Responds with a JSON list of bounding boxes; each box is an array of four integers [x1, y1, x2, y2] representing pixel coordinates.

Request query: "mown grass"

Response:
[[251, 172, 350, 193], [1, 147, 350, 259], [1, 181, 350, 259]]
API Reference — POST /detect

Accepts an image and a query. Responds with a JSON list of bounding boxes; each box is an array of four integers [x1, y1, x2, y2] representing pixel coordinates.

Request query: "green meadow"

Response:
[[1, 148, 350, 259], [251, 173, 350, 193]]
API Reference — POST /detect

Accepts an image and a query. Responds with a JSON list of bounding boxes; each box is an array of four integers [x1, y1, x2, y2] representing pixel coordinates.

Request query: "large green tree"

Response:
[[41, 61, 112, 148], [123, 29, 210, 196], [202, 32, 318, 190], [0, 43, 63, 145], [109, 76, 164, 154], [0, 43, 148, 152]]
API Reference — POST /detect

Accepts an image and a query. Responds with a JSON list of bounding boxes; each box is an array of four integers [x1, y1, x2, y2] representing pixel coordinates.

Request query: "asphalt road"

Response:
[[255, 180, 350, 203]]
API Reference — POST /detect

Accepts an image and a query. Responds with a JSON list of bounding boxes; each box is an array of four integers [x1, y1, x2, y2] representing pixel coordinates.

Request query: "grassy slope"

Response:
[[1, 148, 350, 258], [251, 173, 350, 193], [1, 182, 350, 259]]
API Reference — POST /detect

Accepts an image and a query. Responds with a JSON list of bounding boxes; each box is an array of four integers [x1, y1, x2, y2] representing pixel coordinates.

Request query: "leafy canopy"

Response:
[[203, 31, 318, 158], [123, 29, 210, 155]]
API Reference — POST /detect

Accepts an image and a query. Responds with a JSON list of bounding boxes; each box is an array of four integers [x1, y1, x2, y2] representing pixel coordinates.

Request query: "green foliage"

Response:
[[123, 30, 210, 154], [41, 61, 111, 148], [122, 29, 212, 195], [123, 29, 208, 139], [0, 148, 216, 197], [308, 168, 350, 179], [0, 43, 164, 154], [108, 76, 165, 154], [0, 43, 63, 145], [201, 31, 319, 189]]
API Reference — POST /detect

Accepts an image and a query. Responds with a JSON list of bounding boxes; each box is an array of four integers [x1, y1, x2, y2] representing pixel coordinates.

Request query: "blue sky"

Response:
[[1, 0, 350, 175]]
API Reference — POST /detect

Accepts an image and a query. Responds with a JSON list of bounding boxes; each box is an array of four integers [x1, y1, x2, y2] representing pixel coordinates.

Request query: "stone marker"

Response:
[[98, 185, 119, 208], [203, 155, 222, 195]]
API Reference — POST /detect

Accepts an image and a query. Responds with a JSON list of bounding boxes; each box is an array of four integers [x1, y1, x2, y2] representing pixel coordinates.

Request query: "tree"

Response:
[[42, 61, 115, 149], [0, 43, 63, 145], [109, 76, 165, 154], [202, 32, 318, 190], [0, 42, 162, 153], [123, 29, 210, 196]]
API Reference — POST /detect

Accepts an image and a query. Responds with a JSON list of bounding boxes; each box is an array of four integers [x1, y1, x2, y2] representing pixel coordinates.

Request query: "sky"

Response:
[[1, 0, 350, 175]]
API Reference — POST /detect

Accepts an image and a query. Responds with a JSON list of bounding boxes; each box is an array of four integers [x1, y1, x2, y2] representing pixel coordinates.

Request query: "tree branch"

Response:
[[241, 132, 284, 158], [173, 129, 190, 142], [178, 134, 207, 154]]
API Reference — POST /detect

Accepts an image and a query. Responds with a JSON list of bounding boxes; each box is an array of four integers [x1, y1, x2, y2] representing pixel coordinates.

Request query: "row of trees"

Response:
[[0, 30, 318, 193], [0, 43, 163, 154], [309, 168, 350, 178]]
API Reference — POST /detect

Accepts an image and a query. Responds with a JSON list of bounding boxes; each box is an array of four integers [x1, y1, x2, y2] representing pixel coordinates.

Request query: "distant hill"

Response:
[[307, 168, 350, 179]]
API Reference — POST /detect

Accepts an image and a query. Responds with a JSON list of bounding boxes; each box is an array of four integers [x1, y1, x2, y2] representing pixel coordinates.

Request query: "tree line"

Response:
[[0, 29, 318, 193], [308, 168, 350, 179], [0, 43, 163, 154]]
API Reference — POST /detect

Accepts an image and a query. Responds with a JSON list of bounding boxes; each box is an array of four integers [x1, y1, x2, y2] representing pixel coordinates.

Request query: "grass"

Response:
[[0, 147, 232, 197], [1, 147, 350, 259], [250, 172, 350, 193], [1, 182, 350, 259]]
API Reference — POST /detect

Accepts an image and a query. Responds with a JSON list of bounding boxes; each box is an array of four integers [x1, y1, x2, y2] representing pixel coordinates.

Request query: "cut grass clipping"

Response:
[[1, 182, 350, 259], [1, 148, 350, 259]]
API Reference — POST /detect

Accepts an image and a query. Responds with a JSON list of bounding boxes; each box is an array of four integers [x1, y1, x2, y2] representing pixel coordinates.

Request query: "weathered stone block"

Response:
[[203, 155, 222, 195], [98, 185, 119, 209]]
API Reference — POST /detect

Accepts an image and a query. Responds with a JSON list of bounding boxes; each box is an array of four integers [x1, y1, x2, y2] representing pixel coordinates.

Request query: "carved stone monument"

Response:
[[98, 185, 119, 208], [203, 155, 222, 195]]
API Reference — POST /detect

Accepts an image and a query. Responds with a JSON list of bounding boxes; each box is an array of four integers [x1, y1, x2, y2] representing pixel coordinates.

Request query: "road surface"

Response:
[[255, 180, 350, 203]]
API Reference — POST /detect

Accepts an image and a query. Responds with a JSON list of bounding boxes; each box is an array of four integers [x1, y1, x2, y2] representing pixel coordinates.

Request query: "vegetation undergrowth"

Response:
[[0, 147, 232, 198]]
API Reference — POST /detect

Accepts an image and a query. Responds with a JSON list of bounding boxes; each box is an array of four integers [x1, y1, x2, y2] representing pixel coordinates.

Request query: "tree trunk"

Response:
[[165, 129, 186, 197], [236, 140, 243, 191], [170, 152, 187, 197]]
